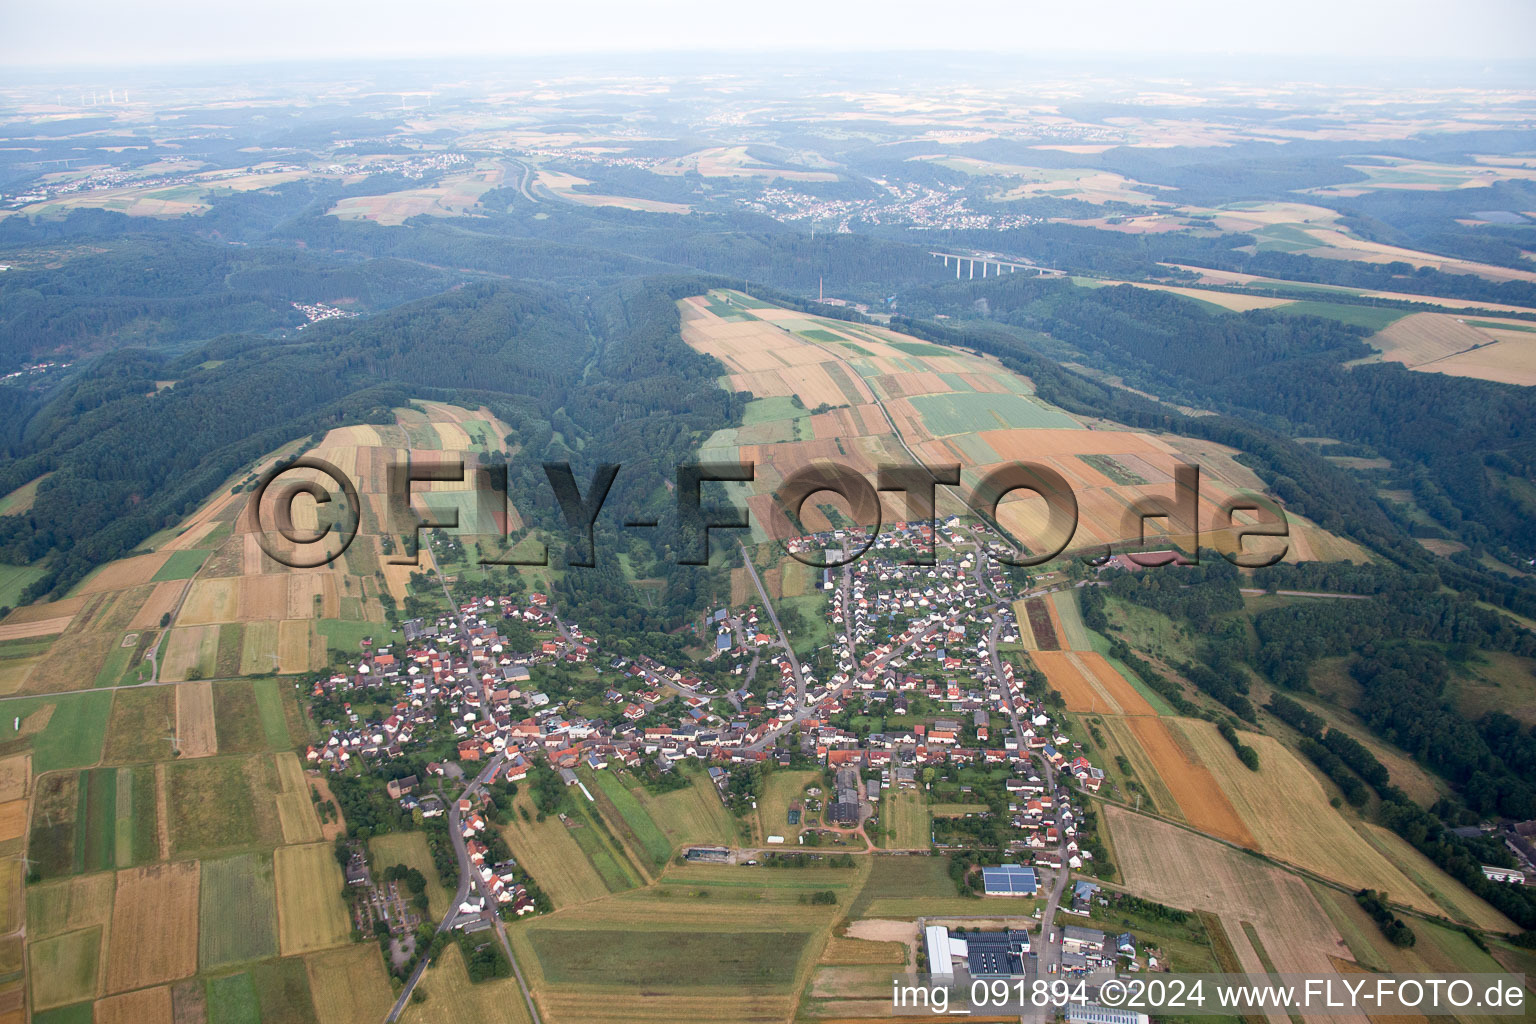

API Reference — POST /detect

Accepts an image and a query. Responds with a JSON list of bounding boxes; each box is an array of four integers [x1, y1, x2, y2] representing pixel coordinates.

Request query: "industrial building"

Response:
[[981, 863, 1038, 896]]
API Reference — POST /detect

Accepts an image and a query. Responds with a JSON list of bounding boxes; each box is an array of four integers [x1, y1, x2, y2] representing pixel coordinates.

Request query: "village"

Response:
[[303, 515, 1169, 1013]]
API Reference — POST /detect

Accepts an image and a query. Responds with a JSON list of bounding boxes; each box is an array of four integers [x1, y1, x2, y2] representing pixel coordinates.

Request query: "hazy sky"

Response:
[[5, 0, 1535, 67]]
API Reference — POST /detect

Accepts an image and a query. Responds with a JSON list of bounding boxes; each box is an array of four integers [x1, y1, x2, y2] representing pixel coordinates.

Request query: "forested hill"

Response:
[[897, 273, 1536, 571], [0, 274, 741, 608]]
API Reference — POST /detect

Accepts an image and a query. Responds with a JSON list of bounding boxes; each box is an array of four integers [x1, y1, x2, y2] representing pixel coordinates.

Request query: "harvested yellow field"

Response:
[[1119, 716, 1255, 846], [175, 680, 217, 758], [1422, 336, 1536, 386], [274, 843, 351, 954], [1104, 805, 1354, 975], [129, 581, 187, 630], [238, 620, 280, 675], [1113, 281, 1297, 311], [1369, 313, 1490, 367], [160, 626, 219, 683], [277, 619, 318, 673], [1175, 720, 1439, 914], [0, 596, 85, 626], [287, 573, 339, 618], [306, 945, 395, 1024], [0, 653, 37, 695], [273, 752, 323, 844], [238, 574, 290, 620], [75, 552, 170, 595], [176, 579, 240, 625], [95, 986, 173, 1024], [0, 616, 71, 641], [163, 518, 219, 552], [0, 801, 26, 842], [105, 861, 200, 992]]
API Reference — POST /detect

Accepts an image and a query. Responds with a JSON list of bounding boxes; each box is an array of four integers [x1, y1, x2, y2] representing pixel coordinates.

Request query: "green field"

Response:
[[206, 970, 262, 1024], [591, 771, 671, 868], [315, 618, 380, 653], [565, 797, 643, 892], [28, 771, 78, 878], [740, 396, 805, 425], [908, 392, 1079, 434], [200, 852, 280, 968], [0, 561, 46, 609], [0, 691, 113, 772], [151, 549, 211, 582], [889, 341, 953, 356], [1276, 300, 1408, 332], [528, 927, 810, 989], [33, 1005, 93, 1024], [1078, 453, 1147, 486], [628, 768, 739, 851], [251, 677, 293, 747], [77, 766, 117, 874], [751, 768, 816, 844]]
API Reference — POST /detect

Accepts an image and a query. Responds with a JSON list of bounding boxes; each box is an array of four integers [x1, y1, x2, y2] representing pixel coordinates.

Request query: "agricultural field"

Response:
[[588, 771, 672, 871], [1365, 311, 1536, 385], [498, 790, 622, 907], [94, 986, 174, 1024], [304, 945, 394, 1024], [101, 687, 177, 765], [28, 926, 101, 1010], [1174, 720, 1443, 914], [198, 852, 279, 969], [681, 290, 1323, 561], [273, 843, 351, 955], [1030, 650, 1155, 716], [1104, 805, 1361, 976], [273, 753, 324, 845], [328, 160, 508, 225], [104, 861, 200, 992], [167, 755, 283, 855], [26, 872, 114, 942], [1309, 879, 1520, 978], [400, 942, 534, 1024], [508, 862, 853, 1024], [847, 854, 991, 920], [0, 692, 110, 772]]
